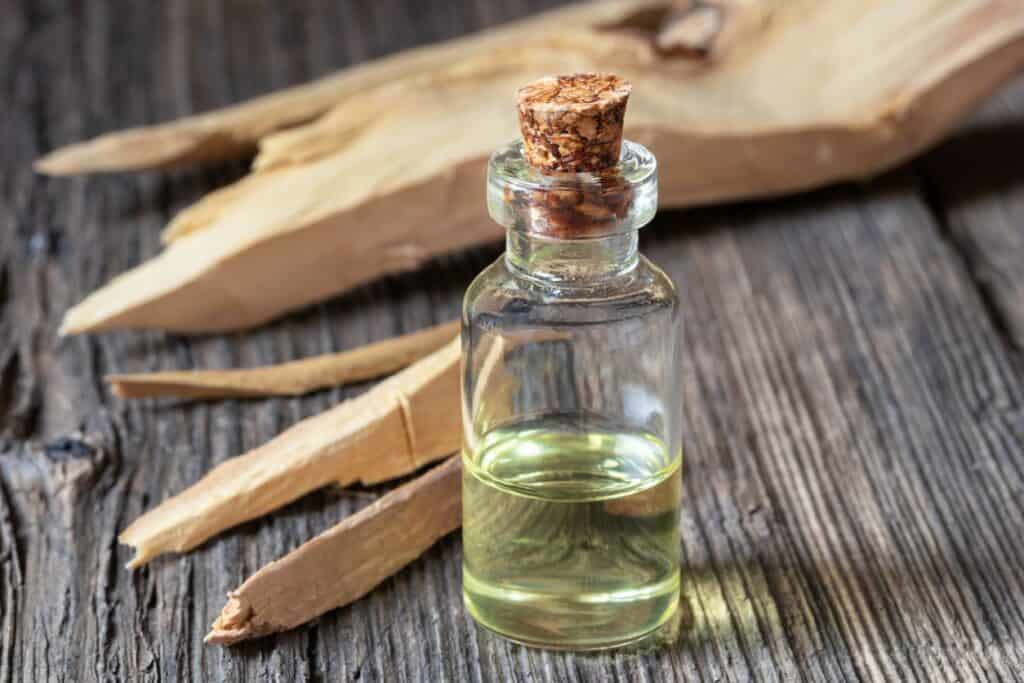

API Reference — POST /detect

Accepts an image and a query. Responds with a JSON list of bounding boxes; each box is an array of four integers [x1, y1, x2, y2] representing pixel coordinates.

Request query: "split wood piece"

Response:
[[206, 455, 462, 646], [106, 319, 458, 399], [30, 0, 574, 175], [52, 1, 1024, 334], [58, 69, 518, 334], [119, 339, 461, 568]]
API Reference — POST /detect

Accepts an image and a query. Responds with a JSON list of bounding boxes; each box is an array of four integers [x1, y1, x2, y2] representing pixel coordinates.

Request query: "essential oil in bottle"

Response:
[[461, 73, 682, 650]]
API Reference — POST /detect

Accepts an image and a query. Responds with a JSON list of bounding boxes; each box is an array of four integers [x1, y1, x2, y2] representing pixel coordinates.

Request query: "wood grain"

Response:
[[2, 0, 1024, 681]]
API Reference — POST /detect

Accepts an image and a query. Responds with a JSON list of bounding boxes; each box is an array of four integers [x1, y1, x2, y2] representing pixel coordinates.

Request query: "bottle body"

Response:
[[461, 223, 682, 648]]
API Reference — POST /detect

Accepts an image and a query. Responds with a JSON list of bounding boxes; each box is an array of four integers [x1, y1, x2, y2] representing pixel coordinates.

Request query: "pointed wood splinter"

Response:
[[206, 456, 462, 646], [106, 320, 458, 400]]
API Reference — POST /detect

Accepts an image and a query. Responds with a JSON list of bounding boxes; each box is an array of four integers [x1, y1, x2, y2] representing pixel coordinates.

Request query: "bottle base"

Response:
[[463, 569, 680, 652]]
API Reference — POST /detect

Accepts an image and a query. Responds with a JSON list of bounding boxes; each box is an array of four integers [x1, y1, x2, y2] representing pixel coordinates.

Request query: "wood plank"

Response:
[[919, 75, 1024, 349], [644, 176, 1024, 682], [2, 0, 1023, 681]]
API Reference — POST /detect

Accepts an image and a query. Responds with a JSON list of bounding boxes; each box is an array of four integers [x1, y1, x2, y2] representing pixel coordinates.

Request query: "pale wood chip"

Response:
[[106, 320, 458, 400], [205, 456, 462, 646]]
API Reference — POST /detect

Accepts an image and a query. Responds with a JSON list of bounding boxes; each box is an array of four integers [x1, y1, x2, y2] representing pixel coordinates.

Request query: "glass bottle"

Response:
[[461, 74, 682, 650]]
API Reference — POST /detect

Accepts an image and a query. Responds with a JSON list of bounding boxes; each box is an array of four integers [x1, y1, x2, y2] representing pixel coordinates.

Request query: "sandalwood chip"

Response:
[[106, 319, 458, 400], [206, 456, 462, 646], [517, 73, 631, 173]]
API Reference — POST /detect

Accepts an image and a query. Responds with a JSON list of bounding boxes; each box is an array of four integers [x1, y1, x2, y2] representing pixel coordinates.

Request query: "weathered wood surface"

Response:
[[2, 1, 1023, 681]]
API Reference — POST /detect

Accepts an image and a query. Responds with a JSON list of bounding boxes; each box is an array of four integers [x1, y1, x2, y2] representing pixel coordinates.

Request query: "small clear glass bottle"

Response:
[[461, 75, 682, 650]]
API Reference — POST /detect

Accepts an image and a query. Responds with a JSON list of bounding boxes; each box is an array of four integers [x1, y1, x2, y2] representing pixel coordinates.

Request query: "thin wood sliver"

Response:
[[106, 320, 459, 400]]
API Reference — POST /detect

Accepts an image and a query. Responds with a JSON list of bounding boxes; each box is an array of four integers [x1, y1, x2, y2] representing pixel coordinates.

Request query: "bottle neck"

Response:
[[505, 229, 639, 287], [487, 139, 656, 288]]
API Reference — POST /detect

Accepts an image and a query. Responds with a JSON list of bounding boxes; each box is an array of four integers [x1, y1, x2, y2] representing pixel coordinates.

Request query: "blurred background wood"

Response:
[[1, 1, 1023, 681]]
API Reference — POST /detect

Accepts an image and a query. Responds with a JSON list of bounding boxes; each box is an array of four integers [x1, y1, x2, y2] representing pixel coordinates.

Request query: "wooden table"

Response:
[[3, 1, 1024, 680]]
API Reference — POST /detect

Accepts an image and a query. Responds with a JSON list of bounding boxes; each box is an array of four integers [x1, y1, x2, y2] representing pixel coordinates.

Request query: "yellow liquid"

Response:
[[462, 423, 682, 650]]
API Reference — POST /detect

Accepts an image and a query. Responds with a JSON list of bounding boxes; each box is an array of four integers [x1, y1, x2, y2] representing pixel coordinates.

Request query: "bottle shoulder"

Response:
[[463, 253, 678, 325]]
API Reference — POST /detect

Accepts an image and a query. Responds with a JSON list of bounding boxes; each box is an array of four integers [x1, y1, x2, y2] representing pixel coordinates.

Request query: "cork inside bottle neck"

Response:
[[486, 140, 657, 241]]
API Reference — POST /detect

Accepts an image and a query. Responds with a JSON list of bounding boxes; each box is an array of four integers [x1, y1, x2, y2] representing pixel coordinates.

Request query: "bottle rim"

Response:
[[486, 140, 658, 239]]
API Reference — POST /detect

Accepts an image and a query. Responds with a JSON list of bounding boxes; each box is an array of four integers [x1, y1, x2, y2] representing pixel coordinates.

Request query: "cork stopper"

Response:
[[517, 73, 631, 174]]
